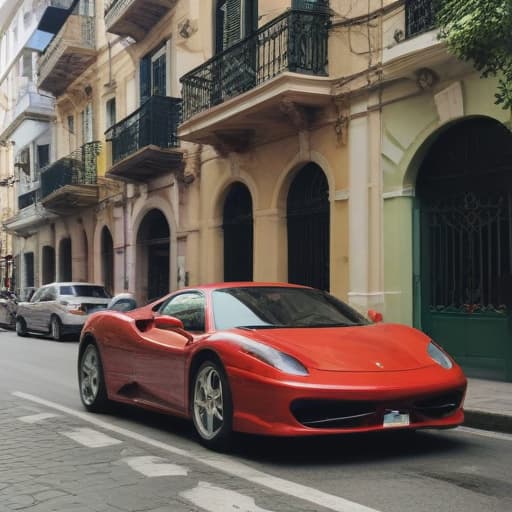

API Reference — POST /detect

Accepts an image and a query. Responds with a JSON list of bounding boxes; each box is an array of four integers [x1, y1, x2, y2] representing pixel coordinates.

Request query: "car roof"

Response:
[[185, 281, 311, 292], [40, 282, 106, 287]]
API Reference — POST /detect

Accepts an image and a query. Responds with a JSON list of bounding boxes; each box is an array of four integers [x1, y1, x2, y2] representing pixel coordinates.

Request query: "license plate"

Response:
[[383, 410, 410, 428]]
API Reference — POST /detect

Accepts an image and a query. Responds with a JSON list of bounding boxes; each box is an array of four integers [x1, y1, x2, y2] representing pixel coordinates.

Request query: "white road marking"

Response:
[[61, 427, 123, 448], [123, 456, 188, 477], [181, 481, 274, 512], [13, 391, 381, 512], [18, 412, 59, 423], [457, 426, 512, 442]]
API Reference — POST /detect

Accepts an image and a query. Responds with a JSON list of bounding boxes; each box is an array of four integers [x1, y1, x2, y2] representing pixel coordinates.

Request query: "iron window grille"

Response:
[[405, 0, 436, 38]]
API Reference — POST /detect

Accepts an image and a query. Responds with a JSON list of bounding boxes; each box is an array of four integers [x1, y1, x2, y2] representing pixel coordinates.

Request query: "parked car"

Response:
[[0, 290, 18, 329], [16, 282, 112, 341], [77, 282, 467, 451]]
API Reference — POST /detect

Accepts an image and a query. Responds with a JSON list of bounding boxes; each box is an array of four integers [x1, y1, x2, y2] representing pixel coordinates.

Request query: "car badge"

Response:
[[375, 361, 384, 368]]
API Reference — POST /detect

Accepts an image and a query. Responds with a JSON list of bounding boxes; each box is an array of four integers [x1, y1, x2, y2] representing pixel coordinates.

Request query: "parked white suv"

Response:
[[16, 282, 112, 341]]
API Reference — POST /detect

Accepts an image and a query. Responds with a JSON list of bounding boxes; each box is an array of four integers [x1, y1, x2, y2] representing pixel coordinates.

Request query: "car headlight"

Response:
[[427, 341, 453, 369], [240, 339, 309, 376]]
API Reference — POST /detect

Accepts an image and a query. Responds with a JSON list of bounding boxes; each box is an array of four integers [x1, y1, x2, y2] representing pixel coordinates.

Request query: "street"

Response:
[[1, 329, 511, 512]]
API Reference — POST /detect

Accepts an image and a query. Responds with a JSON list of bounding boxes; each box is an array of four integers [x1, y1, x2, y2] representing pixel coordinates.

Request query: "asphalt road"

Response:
[[1, 328, 511, 512]]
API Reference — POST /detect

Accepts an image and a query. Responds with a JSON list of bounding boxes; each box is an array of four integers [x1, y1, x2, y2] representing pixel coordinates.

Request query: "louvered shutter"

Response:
[[223, 0, 242, 49]]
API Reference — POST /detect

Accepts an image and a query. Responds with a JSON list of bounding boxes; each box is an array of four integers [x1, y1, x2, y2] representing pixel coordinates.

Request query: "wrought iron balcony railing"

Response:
[[105, 96, 182, 165], [18, 189, 41, 210], [180, 8, 330, 121], [405, 0, 436, 38], [41, 141, 101, 199]]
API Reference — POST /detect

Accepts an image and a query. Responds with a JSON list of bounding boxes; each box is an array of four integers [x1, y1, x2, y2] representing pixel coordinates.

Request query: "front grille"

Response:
[[291, 400, 378, 428], [291, 389, 464, 429], [414, 391, 464, 419]]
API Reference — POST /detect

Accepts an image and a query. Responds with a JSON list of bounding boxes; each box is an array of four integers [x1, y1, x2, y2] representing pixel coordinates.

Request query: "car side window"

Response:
[[41, 287, 57, 302], [159, 293, 206, 332], [30, 288, 45, 303]]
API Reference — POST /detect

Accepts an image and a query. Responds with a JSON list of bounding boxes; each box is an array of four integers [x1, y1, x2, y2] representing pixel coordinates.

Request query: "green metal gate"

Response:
[[416, 118, 512, 381]]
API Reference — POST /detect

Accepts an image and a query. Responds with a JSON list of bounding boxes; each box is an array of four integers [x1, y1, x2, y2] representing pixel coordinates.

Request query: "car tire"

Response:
[[16, 317, 28, 337], [50, 315, 63, 341], [78, 342, 109, 412], [191, 359, 233, 451]]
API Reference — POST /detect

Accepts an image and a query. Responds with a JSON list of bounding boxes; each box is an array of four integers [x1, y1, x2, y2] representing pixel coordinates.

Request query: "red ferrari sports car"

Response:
[[78, 282, 466, 450]]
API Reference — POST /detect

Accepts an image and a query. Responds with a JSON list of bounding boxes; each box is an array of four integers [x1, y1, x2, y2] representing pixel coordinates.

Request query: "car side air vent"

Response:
[[135, 319, 153, 332]]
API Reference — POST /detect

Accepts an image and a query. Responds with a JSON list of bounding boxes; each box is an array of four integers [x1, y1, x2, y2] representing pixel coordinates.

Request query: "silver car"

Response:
[[16, 282, 112, 341]]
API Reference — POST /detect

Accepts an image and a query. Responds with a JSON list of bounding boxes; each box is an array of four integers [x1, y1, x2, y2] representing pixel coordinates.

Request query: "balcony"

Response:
[[179, 8, 331, 148], [0, 87, 55, 140], [105, 96, 182, 182], [38, 14, 96, 96], [40, 142, 101, 213], [105, 0, 178, 41], [3, 188, 57, 236]]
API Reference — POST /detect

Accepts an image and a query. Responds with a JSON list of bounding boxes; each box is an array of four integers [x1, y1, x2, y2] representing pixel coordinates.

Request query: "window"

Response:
[[105, 98, 116, 129], [37, 144, 49, 170], [67, 115, 74, 134], [215, 0, 257, 54], [159, 292, 206, 332], [21, 49, 32, 78], [140, 44, 167, 104], [82, 102, 93, 144]]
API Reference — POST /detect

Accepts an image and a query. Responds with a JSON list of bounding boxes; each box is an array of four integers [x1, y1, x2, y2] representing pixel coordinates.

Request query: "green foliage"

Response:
[[437, 0, 512, 109]]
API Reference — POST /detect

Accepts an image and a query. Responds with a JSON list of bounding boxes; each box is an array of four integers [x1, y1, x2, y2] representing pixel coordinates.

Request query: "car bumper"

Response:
[[227, 365, 467, 436]]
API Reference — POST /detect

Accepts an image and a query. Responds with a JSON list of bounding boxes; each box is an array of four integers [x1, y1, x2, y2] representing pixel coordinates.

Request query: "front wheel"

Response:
[[192, 360, 233, 451], [78, 342, 109, 412], [16, 317, 28, 337], [50, 316, 62, 341]]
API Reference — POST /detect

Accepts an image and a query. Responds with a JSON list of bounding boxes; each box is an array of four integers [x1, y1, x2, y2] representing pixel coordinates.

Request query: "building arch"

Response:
[[136, 208, 171, 303], [101, 226, 114, 295], [222, 182, 253, 281], [58, 237, 72, 282], [287, 162, 330, 290], [412, 115, 512, 380]]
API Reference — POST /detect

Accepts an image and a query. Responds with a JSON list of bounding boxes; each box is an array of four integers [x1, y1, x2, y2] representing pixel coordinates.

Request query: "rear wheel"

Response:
[[192, 360, 233, 451], [78, 342, 109, 412], [16, 317, 28, 337], [50, 315, 62, 341]]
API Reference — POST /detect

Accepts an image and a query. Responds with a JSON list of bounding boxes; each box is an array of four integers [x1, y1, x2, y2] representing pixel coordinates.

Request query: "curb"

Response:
[[464, 409, 512, 435]]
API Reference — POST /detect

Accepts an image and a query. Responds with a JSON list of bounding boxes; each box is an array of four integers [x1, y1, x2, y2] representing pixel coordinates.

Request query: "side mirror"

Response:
[[154, 315, 193, 344], [154, 315, 185, 330], [368, 309, 383, 323]]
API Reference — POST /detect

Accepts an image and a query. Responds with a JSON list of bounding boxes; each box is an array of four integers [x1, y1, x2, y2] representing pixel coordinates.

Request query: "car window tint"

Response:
[[41, 287, 57, 301], [212, 287, 369, 330], [159, 293, 205, 332], [60, 285, 73, 295], [71, 285, 111, 298]]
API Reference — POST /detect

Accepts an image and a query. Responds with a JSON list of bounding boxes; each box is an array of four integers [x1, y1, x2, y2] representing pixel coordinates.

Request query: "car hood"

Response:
[[233, 323, 433, 371]]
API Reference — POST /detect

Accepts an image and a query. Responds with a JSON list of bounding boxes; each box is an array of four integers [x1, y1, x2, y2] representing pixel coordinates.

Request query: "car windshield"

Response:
[[212, 287, 369, 330], [59, 285, 111, 298]]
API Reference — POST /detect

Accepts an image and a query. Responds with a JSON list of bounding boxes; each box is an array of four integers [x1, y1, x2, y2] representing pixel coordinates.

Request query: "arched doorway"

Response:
[[137, 209, 170, 302], [223, 182, 253, 281], [416, 117, 512, 380], [101, 227, 114, 295], [59, 238, 72, 281], [42, 246, 55, 284], [287, 163, 330, 290]]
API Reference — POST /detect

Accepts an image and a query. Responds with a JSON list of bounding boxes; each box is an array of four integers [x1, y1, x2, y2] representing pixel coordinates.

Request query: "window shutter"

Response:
[[140, 56, 151, 104], [223, 0, 242, 49]]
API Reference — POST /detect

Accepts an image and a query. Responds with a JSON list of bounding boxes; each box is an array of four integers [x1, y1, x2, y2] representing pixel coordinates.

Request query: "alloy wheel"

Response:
[[80, 344, 101, 406], [193, 364, 225, 440]]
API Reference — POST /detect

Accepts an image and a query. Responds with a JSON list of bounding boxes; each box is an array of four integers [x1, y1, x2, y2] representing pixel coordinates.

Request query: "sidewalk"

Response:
[[464, 377, 512, 434]]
